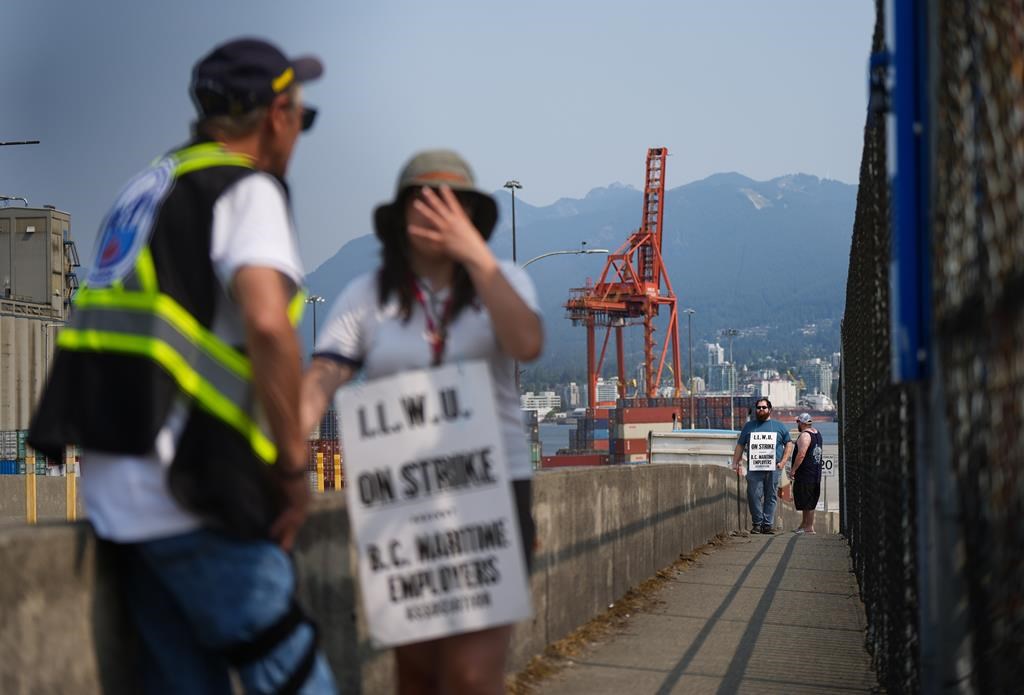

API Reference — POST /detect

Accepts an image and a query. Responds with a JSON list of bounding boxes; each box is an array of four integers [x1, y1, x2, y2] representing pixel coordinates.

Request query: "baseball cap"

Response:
[[796, 413, 813, 424], [190, 38, 323, 130]]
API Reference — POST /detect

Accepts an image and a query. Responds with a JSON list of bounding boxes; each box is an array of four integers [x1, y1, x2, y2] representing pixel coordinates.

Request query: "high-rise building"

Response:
[[520, 391, 561, 420], [706, 342, 725, 366], [758, 379, 797, 407], [595, 377, 620, 403], [708, 363, 736, 393], [804, 359, 833, 395], [561, 382, 581, 409], [521, 391, 561, 409]]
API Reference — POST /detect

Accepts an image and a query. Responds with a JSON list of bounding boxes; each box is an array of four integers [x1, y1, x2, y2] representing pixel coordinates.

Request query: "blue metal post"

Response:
[[889, 0, 931, 383]]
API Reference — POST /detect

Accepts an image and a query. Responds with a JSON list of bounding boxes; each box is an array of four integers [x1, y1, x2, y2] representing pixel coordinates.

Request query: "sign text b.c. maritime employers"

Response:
[[335, 360, 530, 647]]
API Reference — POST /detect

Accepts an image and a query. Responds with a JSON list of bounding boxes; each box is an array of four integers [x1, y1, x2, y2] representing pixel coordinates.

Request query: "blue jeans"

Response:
[[746, 469, 780, 527], [118, 529, 337, 694]]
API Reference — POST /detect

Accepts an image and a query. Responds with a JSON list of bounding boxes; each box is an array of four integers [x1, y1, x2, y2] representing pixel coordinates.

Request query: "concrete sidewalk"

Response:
[[536, 532, 879, 694]]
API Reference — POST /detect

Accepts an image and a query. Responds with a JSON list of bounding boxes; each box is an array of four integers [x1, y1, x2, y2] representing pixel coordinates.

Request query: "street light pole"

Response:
[[684, 309, 696, 429], [516, 244, 609, 396], [306, 294, 326, 350], [504, 180, 522, 264], [521, 247, 610, 268], [722, 328, 739, 429]]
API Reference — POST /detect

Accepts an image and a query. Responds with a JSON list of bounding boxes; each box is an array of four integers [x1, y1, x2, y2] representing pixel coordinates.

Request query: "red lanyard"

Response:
[[410, 280, 453, 366]]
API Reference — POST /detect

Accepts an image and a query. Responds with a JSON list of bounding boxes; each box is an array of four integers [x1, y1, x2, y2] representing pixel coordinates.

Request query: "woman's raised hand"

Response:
[[409, 185, 492, 268]]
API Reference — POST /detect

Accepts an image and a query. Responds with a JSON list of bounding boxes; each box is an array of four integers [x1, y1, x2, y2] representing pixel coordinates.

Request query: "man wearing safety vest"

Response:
[[29, 38, 336, 693]]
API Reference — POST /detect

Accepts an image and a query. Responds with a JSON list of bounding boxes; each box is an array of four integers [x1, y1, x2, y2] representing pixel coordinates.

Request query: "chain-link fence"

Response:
[[842, 5, 920, 692], [843, 1, 1024, 692], [931, 2, 1024, 692]]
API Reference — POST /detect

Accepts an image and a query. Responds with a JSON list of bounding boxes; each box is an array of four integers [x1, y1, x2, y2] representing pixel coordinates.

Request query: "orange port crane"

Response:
[[566, 147, 682, 408]]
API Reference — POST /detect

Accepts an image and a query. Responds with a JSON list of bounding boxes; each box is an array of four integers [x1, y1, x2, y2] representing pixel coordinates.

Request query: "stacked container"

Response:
[[609, 402, 685, 464], [521, 410, 541, 469], [540, 453, 609, 468], [0, 430, 17, 475], [0, 430, 74, 475], [592, 409, 610, 452], [307, 438, 343, 490]]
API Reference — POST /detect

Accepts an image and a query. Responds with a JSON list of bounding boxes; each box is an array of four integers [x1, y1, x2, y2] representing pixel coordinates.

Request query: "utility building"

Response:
[[0, 204, 78, 431]]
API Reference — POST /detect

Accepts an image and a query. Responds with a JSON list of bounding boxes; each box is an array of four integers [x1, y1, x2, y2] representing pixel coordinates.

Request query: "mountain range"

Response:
[[302, 172, 857, 384]]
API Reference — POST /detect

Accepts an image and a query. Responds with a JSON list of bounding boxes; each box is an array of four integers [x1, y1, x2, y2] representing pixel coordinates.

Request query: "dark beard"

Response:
[[756, 412, 770, 422]]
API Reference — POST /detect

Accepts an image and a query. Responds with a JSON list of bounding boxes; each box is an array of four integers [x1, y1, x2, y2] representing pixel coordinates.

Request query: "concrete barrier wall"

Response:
[[0, 475, 85, 525], [0, 465, 841, 693]]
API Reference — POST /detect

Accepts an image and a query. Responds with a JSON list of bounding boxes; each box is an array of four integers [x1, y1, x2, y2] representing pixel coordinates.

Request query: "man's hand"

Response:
[[234, 266, 306, 549], [271, 466, 311, 551]]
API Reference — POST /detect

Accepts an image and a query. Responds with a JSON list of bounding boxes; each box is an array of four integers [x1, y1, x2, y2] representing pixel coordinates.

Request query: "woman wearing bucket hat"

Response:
[[301, 149, 543, 693]]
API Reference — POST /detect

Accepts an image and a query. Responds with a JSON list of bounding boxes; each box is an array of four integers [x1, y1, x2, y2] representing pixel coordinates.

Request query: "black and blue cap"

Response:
[[190, 38, 323, 130]]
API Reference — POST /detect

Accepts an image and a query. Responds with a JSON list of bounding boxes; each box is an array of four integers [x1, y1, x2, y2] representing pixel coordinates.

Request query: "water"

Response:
[[813, 421, 838, 444], [539, 422, 570, 456]]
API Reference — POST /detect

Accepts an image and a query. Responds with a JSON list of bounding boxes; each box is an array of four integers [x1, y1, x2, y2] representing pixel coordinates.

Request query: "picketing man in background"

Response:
[[732, 398, 794, 535]]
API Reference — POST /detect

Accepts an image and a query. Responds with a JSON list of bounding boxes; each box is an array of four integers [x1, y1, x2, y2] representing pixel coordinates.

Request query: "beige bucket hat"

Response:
[[373, 149, 499, 242]]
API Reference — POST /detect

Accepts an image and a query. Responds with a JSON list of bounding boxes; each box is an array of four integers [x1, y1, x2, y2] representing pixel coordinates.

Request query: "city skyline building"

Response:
[[708, 363, 736, 393], [707, 342, 725, 366], [561, 382, 582, 409], [758, 379, 797, 407], [803, 358, 834, 395], [595, 377, 620, 403], [520, 391, 562, 420]]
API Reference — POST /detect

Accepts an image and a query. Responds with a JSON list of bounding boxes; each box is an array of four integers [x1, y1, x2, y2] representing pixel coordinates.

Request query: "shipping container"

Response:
[[541, 453, 609, 468], [619, 407, 682, 424], [0, 431, 17, 459], [0, 460, 18, 475], [613, 438, 648, 455], [617, 422, 675, 439]]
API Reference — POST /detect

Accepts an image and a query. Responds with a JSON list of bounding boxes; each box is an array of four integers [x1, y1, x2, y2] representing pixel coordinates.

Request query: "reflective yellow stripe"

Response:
[[176, 142, 222, 159], [56, 329, 276, 463], [135, 247, 158, 292], [175, 154, 253, 178], [289, 290, 307, 326], [74, 288, 252, 379]]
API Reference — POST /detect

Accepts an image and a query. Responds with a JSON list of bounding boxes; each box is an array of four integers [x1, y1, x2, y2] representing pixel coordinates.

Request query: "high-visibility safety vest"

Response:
[[29, 141, 305, 536]]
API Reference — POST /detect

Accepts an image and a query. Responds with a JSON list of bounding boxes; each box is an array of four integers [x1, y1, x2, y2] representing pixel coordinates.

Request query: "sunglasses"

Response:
[[299, 105, 317, 132], [755, 406, 770, 410]]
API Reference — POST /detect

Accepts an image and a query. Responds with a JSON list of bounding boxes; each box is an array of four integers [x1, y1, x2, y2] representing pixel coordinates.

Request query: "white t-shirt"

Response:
[[82, 172, 304, 542], [313, 261, 539, 481]]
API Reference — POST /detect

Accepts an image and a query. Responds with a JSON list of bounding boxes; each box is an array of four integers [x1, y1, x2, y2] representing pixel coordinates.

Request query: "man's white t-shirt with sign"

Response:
[[736, 419, 792, 473]]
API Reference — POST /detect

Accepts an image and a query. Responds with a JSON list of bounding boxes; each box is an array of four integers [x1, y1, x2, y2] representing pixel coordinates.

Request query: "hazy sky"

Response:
[[1, 1, 873, 272]]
